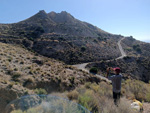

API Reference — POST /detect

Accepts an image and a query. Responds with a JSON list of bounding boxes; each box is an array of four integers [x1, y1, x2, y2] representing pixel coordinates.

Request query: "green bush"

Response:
[[78, 90, 98, 112], [34, 88, 47, 95], [89, 67, 98, 74]]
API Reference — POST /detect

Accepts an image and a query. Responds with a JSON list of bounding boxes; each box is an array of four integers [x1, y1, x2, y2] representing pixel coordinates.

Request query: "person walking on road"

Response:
[[106, 67, 122, 105]]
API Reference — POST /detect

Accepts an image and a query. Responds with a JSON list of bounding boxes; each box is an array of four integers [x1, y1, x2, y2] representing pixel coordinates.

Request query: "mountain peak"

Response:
[[36, 10, 48, 18], [59, 11, 74, 19], [48, 11, 75, 23], [19, 10, 55, 26], [39, 10, 47, 14], [60, 11, 69, 14], [48, 11, 57, 18]]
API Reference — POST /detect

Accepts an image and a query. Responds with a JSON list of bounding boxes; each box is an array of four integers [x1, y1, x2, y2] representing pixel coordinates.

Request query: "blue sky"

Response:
[[0, 0, 149, 42]]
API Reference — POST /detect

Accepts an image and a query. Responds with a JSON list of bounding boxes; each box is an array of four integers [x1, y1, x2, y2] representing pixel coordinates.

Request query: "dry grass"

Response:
[[67, 81, 148, 113], [122, 79, 150, 102], [67, 90, 79, 100]]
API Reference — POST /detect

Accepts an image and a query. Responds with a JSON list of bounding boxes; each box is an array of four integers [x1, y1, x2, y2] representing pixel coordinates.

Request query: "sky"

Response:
[[0, 0, 150, 42]]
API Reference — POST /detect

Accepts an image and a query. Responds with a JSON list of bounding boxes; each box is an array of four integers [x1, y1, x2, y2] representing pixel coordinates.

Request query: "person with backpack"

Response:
[[106, 67, 122, 105]]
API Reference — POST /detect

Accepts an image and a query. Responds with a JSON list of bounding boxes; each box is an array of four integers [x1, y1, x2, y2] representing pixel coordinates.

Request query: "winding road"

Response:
[[116, 37, 127, 59], [72, 37, 126, 81]]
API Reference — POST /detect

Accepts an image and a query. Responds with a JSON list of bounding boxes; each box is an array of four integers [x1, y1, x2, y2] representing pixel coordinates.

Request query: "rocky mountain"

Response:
[[0, 10, 109, 38], [0, 10, 123, 64]]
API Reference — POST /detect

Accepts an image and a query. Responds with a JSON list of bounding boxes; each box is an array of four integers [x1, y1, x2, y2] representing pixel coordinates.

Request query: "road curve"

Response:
[[73, 62, 109, 81], [116, 37, 127, 59], [72, 37, 126, 80], [73, 63, 89, 72]]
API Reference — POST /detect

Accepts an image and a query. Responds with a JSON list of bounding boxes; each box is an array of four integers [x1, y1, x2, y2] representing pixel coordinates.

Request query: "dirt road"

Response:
[[116, 37, 126, 59], [72, 37, 126, 81]]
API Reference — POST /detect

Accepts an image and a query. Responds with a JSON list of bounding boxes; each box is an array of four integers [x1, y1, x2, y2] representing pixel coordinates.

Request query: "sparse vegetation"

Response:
[[87, 56, 150, 83], [0, 42, 101, 112], [122, 79, 150, 102], [67, 81, 145, 113], [122, 37, 150, 57]]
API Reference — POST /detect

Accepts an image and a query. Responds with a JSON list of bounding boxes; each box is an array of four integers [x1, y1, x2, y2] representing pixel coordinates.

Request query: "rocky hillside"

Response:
[[85, 36, 150, 83], [0, 42, 100, 112], [0, 10, 123, 64], [86, 56, 150, 83], [121, 36, 150, 58], [0, 42, 150, 113]]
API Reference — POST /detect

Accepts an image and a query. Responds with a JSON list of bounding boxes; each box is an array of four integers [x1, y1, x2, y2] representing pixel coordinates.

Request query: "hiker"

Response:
[[106, 67, 122, 105]]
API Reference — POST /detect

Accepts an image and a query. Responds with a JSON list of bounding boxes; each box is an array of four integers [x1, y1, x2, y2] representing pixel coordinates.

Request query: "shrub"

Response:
[[67, 90, 79, 100], [7, 69, 13, 75], [12, 72, 21, 79], [90, 83, 99, 92], [133, 44, 140, 50], [33, 60, 44, 65], [123, 79, 150, 102], [69, 76, 75, 84], [84, 82, 92, 89], [7, 57, 12, 62], [81, 46, 86, 52], [133, 44, 141, 53], [78, 90, 98, 112], [89, 67, 98, 74], [136, 47, 141, 53], [26, 77, 34, 83], [20, 61, 24, 64], [97, 36, 102, 40], [14, 68, 18, 71], [125, 47, 132, 51], [34, 88, 47, 95], [93, 39, 98, 43], [123, 56, 130, 60]]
